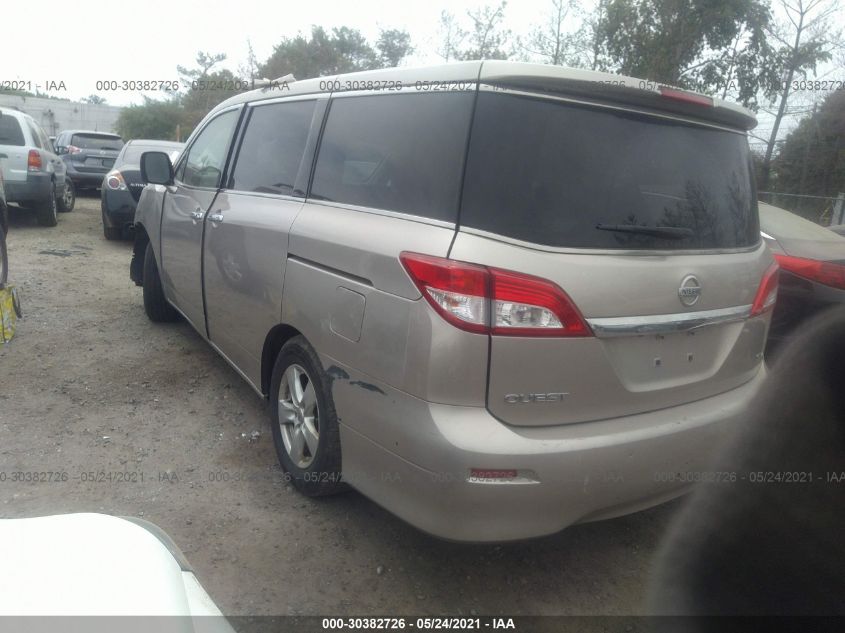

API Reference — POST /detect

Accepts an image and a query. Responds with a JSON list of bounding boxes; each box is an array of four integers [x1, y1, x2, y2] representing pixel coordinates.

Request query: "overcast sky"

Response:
[[2, 0, 548, 106], [2, 0, 840, 146]]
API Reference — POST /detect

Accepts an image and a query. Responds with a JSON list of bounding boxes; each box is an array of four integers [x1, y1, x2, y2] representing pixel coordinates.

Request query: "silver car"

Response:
[[131, 61, 776, 542], [0, 107, 74, 226]]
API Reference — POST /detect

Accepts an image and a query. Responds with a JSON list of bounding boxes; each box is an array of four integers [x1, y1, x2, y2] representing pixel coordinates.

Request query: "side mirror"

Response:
[[141, 151, 174, 186], [56, 146, 66, 155]]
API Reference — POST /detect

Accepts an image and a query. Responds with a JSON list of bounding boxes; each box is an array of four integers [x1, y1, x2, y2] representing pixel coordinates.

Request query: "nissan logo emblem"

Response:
[[678, 275, 702, 307]]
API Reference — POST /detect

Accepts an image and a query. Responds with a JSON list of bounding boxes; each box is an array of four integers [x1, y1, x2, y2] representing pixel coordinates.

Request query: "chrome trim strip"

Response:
[[459, 226, 763, 256], [587, 304, 752, 338], [304, 199, 457, 229]]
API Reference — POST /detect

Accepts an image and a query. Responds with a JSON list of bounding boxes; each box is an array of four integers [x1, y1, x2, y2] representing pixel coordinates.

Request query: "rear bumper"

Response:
[[101, 189, 137, 228], [65, 163, 108, 188], [4, 174, 52, 203], [334, 360, 766, 542]]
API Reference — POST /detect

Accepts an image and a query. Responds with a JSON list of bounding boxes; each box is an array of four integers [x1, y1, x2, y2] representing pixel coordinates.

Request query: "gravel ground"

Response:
[[0, 194, 681, 616]]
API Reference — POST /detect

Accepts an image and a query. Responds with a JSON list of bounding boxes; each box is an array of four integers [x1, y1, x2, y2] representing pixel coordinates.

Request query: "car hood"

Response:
[[0, 513, 231, 622]]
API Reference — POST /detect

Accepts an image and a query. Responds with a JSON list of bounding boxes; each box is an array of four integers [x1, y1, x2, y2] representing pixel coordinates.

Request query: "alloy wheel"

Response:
[[278, 364, 320, 468]]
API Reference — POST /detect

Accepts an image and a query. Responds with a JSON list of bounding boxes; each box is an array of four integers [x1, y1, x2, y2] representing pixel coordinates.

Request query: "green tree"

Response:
[[260, 26, 411, 80], [598, 0, 776, 105], [81, 94, 107, 105], [771, 88, 845, 203], [115, 98, 185, 141], [177, 52, 246, 131], [376, 29, 414, 67]]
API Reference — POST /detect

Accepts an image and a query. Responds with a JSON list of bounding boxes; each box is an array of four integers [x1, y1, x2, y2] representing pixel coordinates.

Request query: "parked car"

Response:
[[131, 61, 775, 542], [101, 139, 184, 240], [0, 107, 74, 226], [0, 513, 231, 622], [759, 202, 845, 354], [0, 157, 7, 287], [54, 129, 123, 193]]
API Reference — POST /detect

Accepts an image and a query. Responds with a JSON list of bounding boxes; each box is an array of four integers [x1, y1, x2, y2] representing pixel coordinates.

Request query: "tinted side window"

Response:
[[181, 109, 239, 189], [461, 92, 758, 250], [27, 122, 43, 148], [231, 100, 315, 196], [311, 93, 474, 222], [0, 116, 25, 146]]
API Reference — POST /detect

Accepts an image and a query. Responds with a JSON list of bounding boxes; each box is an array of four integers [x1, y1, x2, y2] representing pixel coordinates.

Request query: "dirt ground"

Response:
[[0, 194, 682, 616]]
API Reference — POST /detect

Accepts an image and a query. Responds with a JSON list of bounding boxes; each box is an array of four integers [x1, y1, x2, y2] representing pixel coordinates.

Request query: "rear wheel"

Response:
[[270, 336, 346, 497], [35, 184, 58, 227], [57, 180, 75, 213], [142, 242, 178, 322]]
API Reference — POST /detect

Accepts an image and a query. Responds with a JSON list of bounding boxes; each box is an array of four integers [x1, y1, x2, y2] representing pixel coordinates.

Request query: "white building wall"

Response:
[[0, 95, 123, 136]]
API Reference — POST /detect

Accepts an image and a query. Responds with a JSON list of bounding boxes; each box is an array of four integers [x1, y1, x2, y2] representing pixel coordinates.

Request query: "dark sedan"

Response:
[[759, 202, 845, 355], [101, 140, 183, 240]]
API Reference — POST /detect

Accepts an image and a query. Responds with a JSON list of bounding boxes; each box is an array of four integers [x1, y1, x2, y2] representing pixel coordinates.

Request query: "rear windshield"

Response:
[[461, 92, 759, 250], [121, 144, 182, 166], [0, 115, 25, 146], [70, 134, 124, 151]]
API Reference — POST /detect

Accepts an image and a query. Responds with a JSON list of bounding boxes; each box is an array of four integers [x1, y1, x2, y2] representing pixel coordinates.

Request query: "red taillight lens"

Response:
[[399, 252, 592, 337], [750, 262, 780, 317], [774, 254, 845, 291], [67, 145, 82, 154], [659, 86, 714, 107], [27, 149, 42, 171], [490, 268, 591, 337]]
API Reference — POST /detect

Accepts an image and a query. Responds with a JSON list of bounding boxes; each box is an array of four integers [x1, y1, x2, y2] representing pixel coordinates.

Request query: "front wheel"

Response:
[[142, 242, 179, 322], [270, 336, 346, 497], [57, 180, 75, 213], [35, 184, 58, 227]]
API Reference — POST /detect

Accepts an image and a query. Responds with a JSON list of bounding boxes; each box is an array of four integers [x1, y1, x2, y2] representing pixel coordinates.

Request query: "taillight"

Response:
[[27, 150, 42, 171], [750, 262, 780, 317], [67, 145, 82, 154], [106, 170, 127, 191], [659, 86, 714, 107], [400, 252, 592, 337], [774, 254, 845, 291]]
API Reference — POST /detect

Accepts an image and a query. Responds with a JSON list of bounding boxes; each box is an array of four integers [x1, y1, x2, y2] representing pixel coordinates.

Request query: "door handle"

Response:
[[190, 210, 204, 221], [208, 213, 224, 224]]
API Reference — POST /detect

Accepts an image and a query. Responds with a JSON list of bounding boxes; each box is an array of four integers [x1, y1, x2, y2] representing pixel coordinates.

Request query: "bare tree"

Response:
[[437, 11, 466, 62], [456, 2, 511, 60], [761, 0, 842, 188], [520, 0, 577, 65]]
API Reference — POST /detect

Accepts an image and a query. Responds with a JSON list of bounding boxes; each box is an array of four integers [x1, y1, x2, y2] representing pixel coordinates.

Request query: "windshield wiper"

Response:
[[596, 224, 694, 240]]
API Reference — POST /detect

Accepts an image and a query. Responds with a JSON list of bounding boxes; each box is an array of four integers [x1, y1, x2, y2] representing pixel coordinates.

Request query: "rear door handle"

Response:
[[208, 213, 224, 224], [190, 210, 204, 221]]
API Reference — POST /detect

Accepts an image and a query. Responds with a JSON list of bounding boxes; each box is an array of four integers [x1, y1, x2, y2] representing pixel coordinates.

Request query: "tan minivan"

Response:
[[131, 61, 778, 542]]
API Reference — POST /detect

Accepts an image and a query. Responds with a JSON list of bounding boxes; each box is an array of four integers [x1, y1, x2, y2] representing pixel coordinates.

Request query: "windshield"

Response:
[[461, 91, 759, 250]]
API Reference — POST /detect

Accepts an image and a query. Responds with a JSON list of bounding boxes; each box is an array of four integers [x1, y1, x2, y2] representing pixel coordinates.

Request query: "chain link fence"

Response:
[[758, 191, 845, 226]]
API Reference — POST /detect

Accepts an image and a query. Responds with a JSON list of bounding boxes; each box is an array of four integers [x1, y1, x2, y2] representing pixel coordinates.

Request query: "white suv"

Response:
[[0, 107, 75, 226]]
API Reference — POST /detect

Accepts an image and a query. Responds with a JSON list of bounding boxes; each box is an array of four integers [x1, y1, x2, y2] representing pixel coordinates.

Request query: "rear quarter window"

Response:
[[311, 92, 474, 222], [460, 91, 759, 250], [0, 115, 25, 146]]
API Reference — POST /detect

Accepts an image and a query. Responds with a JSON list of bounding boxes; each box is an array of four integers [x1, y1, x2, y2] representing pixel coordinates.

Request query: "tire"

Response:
[[0, 224, 8, 289], [142, 242, 179, 322], [103, 223, 122, 241], [57, 180, 75, 213], [35, 184, 58, 227], [270, 336, 346, 497]]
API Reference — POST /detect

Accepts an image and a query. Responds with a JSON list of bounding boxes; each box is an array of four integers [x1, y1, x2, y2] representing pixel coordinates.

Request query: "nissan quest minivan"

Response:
[[130, 61, 778, 542]]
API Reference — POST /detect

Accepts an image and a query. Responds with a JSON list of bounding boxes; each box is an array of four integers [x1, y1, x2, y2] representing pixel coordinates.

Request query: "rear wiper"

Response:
[[596, 224, 694, 240]]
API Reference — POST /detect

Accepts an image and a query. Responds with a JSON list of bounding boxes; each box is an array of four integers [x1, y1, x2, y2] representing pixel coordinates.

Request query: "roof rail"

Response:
[[252, 74, 296, 90]]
